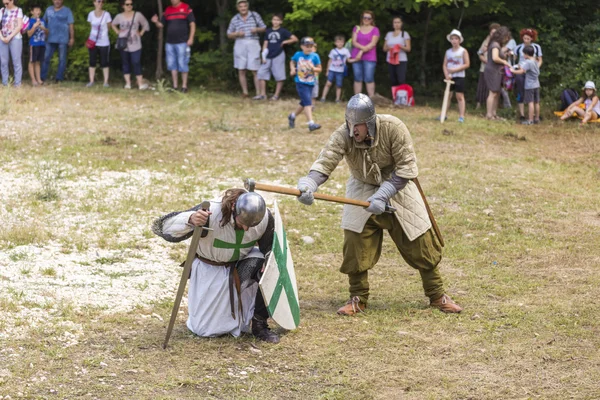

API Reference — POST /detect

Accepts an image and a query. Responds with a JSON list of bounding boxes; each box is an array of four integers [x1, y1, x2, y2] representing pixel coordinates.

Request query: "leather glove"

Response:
[[297, 176, 318, 206], [366, 181, 397, 215]]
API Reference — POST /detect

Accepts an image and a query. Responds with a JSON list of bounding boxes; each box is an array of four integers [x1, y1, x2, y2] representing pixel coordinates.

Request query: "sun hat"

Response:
[[236, 0, 248, 4], [446, 29, 464, 43], [583, 81, 596, 90]]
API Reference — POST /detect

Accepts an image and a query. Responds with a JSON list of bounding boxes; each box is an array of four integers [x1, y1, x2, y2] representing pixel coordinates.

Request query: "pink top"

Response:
[[351, 25, 380, 62]]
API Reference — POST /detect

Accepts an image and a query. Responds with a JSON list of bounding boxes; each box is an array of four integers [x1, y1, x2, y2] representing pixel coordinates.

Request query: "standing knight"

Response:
[[296, 94, 463, 315]]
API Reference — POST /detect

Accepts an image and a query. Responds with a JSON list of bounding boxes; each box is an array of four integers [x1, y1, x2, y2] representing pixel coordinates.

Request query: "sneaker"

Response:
[[335, 99, 341, 104], [85, 82, 94, 88], [337, 296, 366, 316], [308, 122, 321, 132], [124, 84, 131, 89], [270, 95, 279, 101], [458, 117, 465, 123], [103, 83, 110, 88], [320, 98, 326, 102], [180, 87, 188, 94], [139, 83, 149, 91], [252, 95, 265, 100], [521, 120, 533, 125], [519, 115, 527, 122], [436, 116, 448, 121], [430, 294, 462, 313], [288, 113, 295, 129], [533, 119, 540, 124]]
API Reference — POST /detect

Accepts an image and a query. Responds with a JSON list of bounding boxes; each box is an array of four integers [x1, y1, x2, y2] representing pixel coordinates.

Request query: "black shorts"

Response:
[[30, 46, 45, 63], [89, 46, 110, 68], [523, 88, 540, 104], [450, 77, 465, 93]]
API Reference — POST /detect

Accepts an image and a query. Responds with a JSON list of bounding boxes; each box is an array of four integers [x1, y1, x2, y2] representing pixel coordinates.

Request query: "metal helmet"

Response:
[[235, 192, 266, 227], [345, 93, 377, 139]]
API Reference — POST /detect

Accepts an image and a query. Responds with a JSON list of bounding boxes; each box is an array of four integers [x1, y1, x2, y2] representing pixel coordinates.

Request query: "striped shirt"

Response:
[[227, 11, 265, 41], [160, 2, 195, 44], [514, 42, 543, 64]]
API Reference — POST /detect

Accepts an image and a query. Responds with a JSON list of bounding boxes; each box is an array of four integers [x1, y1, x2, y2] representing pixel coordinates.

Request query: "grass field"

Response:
[[1, 84, 599, 399]]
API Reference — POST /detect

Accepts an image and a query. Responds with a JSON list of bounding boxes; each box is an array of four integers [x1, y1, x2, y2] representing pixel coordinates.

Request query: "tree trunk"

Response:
[[420, 6, 433, 88], [216, 0, 229, 54], [155, 0, 164, 79]]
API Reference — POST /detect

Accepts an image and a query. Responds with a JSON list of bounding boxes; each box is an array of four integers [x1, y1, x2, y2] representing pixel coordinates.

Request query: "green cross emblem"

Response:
[[267, 229, 300, 326], [213, 230, 257, 262]]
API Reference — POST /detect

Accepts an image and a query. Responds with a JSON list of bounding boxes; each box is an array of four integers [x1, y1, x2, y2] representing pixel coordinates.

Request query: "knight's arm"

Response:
[[152, 204, 204, 243]]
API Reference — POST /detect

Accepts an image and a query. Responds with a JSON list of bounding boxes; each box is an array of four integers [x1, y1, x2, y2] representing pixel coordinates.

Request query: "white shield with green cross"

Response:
[[259, 201, 300, 330]]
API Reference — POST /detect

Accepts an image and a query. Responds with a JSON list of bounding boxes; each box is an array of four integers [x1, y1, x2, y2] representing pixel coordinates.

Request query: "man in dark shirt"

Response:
[[152, 0, 196, 93]]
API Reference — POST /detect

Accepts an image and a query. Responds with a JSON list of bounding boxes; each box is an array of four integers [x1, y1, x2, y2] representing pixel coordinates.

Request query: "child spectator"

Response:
[[510, 45, 540, 125], [560, 81, 600, 125], [320, 35, 362, 103], [255, 13, 297, 101], [27, 4, 48, 86], [442, 29, 470, 122], [287, 37, 322, 132]]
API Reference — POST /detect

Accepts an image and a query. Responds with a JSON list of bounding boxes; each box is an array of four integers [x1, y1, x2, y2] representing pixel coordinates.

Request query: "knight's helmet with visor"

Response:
[[345, 94, 376, 139], [235, 192, 266, 227]]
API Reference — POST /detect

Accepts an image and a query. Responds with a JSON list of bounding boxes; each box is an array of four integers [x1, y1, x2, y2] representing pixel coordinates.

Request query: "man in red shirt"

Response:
[[152, 0, 196, 93]]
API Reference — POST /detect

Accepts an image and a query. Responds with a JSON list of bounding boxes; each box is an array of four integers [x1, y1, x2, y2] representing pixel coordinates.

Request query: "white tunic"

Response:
[[161, 201, 269, 337]]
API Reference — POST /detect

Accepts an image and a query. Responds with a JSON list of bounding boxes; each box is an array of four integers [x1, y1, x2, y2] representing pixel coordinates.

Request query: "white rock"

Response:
[[301, 236, 315, 245]]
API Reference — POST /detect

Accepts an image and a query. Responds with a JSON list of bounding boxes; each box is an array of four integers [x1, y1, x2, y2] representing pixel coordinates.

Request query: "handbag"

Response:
[[86, 11, 106, 50], [116, 11, 136, 51]]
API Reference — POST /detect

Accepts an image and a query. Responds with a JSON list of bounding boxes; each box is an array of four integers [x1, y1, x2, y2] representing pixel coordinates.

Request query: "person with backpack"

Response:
[[85, 0, 113, 88], [0, 0, 25, 87], [383, 16, 411, 88], [561, 81, 600, 125]]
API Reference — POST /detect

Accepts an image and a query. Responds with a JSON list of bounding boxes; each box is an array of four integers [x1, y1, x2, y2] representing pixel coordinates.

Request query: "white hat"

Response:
[[583, 81, 596, 90], [446, 29, 464, 43]]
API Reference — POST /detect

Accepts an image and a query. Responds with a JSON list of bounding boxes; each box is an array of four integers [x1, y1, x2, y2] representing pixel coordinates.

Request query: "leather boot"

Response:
[[251, 315, 280, 344], [337, 296, 366, 316], [430, 294, 462, 313]]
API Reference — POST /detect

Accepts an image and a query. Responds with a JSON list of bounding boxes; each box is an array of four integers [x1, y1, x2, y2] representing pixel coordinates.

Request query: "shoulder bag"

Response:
[[86, 11, 106, 49], [116, 11, 136, 51]]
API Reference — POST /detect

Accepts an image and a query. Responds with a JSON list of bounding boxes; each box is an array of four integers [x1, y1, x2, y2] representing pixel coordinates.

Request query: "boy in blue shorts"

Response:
[[320, 35, 362, 103], [27, 4, 48, 86], [288, 37, 322, 132]]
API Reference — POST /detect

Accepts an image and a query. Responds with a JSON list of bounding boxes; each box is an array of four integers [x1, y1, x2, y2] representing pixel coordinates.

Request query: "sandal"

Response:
[[270, 95, 279, 101]]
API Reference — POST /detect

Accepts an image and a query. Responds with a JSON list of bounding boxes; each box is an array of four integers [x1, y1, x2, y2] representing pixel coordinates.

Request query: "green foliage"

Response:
[[13, 0, 600, 100]]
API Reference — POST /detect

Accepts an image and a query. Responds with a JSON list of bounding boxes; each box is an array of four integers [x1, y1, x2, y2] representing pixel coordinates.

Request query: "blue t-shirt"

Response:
[[291, 51, 321, 86], [43, 6, 74, 44], [27, 18, 46, 46], [265, 27, 291, 59]]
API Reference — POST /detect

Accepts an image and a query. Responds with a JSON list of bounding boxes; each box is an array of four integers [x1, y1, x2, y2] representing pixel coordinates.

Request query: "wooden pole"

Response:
[[413, 178, 445, 247], [440, 79, 454, 124]]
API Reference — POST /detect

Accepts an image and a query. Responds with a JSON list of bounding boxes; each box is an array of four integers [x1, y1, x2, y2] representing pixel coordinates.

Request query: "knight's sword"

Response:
[[162, 200, 211, 349]]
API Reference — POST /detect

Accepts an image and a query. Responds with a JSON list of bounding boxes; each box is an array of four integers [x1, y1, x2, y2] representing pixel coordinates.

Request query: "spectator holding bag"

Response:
[[85, 0, 112, 88], [112, 0, 150, 90], [0, 0, 24, 87], [383, 16, 411, 88]]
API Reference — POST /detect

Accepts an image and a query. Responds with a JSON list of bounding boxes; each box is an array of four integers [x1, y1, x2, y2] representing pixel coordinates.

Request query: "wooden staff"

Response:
[[413, 178, 445, 247], [244, 179, 396, 212]]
